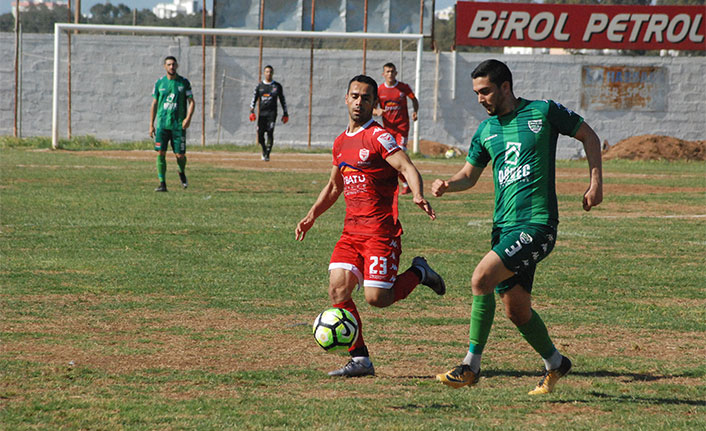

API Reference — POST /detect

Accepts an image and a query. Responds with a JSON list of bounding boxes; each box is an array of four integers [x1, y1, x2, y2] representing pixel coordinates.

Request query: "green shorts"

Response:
[[491, 224, 557, 294], [154, 129, 186, 154]]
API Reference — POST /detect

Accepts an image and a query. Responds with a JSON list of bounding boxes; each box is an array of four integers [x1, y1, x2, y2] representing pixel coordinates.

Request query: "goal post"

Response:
[[51, 23, 424, 152]]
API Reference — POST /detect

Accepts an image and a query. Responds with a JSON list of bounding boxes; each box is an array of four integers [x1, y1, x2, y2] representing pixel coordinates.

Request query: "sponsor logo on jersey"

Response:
[[519, 232, 533, 244], [498, 164, 531, 187], [359, 148, 370, 161], [505, 141, 521, 166], [528, 119, 543, 133], [377, 132, 398, 152]]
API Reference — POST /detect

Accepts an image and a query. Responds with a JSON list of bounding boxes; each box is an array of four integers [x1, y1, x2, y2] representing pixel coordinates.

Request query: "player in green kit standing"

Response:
[[149, 56, 195, 192], [432, 60, 603, 394]]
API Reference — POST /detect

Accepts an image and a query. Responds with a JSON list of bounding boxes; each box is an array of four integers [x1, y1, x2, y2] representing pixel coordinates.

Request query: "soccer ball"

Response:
[[312, 308, 359, 352], [444, 149, 456, 159]]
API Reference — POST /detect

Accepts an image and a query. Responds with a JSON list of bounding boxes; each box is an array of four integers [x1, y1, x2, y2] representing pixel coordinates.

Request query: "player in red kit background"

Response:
[[296, 75, 445, 378], [374, 63, 419, 195]]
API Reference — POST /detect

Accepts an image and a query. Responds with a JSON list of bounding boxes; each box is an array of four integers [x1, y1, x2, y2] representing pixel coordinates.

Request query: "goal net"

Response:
[[51, 23, 424, 151]]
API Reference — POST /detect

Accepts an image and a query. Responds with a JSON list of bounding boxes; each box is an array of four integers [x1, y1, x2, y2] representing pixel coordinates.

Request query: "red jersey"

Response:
[[377, 81, 415, 136], [332, 119, 403, 237]]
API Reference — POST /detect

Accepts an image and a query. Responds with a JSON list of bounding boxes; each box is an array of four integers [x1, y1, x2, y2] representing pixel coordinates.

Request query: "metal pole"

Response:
[[433, 48, 439, 122], [307, 0, 316, 149], [399, 40, 403, 82], [74, 0, 80, 33], [18, 23, 23, 138], [13, 4, 19, 137], [258, 0, 265, 81], [362, 0, 368, 74], [452, 48, 456, 100], [412, 37, 422, 154], [52, 24, 61, 149], [201, 0, 206, 147], [412, 0, 424, 154], [216, 69, 226, 145], [67, 0, 72, 139], [210, 0, 218, 119]]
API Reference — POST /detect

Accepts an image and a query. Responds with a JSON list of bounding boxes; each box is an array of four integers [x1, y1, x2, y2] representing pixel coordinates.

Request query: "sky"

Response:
[[3, 0, 457, 17]]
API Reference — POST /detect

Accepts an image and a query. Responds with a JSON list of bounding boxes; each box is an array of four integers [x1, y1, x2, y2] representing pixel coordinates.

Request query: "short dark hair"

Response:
[[347, 75, 378, 101], [472, 59, 513, 92], [164, 56, 177, 64], [383, 62, 396, 71], [264, 65, 274, 72]]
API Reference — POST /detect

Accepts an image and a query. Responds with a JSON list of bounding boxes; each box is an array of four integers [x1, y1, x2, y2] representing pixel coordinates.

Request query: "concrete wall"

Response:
[[2, 33, 704, 159]]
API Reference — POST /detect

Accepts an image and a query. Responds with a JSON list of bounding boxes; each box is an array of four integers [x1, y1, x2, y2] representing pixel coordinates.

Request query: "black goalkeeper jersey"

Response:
[[250, 80, 288, 117]]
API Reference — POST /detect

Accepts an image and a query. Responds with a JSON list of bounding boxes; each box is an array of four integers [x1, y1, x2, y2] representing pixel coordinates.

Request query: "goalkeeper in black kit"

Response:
[[249, 65, 289, 161]]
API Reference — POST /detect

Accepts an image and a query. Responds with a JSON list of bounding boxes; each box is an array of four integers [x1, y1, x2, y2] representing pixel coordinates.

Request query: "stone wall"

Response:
[[1, 33, 704, 159]]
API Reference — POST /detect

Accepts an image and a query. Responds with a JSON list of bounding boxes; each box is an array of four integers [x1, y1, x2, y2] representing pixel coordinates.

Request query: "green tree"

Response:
[[0, 4, 73, 33]]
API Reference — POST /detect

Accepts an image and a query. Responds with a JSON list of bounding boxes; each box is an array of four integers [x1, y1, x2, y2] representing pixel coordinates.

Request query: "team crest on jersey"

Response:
[[359, 148, 370, 161], [377, 132, 398, 151], [178, 86, 184, 92], [528, 120, 542, 133]]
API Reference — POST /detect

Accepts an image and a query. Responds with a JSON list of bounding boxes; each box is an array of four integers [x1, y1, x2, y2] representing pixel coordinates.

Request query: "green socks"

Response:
[[176, 155, 187, 174], [517, 309, 557, 359], [156, 154, 166, 182], [468, 293, 496, 354]]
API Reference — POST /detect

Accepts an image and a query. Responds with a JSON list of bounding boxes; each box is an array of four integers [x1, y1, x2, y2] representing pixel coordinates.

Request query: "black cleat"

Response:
[[328, 359, 375, 377], [412, 256, 446, 295], [154, 182, 168, 192]]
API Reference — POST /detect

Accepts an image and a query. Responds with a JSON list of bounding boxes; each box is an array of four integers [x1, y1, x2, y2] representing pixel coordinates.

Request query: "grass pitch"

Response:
[[1, 143, 705, 430]]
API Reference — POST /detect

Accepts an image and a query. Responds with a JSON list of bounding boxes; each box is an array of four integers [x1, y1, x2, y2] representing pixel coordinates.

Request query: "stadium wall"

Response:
[[1, 33, 704, 159]]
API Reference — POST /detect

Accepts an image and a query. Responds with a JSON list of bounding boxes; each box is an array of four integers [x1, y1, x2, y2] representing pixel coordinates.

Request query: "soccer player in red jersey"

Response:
[[373, 63, 419, 195], [295, 75, 445, 377]]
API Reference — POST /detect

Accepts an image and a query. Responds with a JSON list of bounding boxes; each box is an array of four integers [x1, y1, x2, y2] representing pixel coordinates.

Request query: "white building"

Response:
[[152, 0, 200, 19], [435, 6, 454, 21], [12, 1, 67, 17]]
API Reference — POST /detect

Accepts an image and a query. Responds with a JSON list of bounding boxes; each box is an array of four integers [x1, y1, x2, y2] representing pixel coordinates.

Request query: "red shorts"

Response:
[[389, 130, 408, 150], [329, 233, 402, 289]]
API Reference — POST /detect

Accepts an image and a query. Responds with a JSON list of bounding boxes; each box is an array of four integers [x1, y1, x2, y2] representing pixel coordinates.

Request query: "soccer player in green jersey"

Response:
[[149, 56, 195, 192], [432, 59, 603, 394]]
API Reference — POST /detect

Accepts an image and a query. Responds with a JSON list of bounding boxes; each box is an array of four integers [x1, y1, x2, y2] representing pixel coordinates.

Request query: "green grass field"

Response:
[[1, 143, 705, 430]]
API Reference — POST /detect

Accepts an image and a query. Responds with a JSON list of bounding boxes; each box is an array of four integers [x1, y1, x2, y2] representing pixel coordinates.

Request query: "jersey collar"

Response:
[[345, 118, 374, 137], [383, 81, 398, 88]]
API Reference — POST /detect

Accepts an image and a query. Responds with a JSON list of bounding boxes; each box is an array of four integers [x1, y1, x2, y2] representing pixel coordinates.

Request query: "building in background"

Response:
[[153, 0, 200, 19], [12, 0, 67, 17]]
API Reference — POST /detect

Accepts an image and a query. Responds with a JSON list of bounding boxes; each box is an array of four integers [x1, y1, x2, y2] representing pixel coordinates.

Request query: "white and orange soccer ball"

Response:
[[312, 308, 359, 352]]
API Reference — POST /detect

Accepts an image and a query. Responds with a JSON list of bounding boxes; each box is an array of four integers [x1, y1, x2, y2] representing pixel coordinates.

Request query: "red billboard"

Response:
[[455, 2, 706, 51]]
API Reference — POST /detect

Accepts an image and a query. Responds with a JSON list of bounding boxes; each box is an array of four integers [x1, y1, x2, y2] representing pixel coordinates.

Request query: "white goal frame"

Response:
[[52, 23, 424, 151]]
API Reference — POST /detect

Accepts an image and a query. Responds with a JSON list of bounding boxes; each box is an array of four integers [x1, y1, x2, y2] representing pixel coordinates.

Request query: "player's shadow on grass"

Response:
[[584, 391, 706, 407], [394, 368, 682, 383]]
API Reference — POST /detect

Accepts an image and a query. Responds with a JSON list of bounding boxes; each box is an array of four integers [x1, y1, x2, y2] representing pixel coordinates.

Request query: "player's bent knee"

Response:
[[364, 289, 393, 308]]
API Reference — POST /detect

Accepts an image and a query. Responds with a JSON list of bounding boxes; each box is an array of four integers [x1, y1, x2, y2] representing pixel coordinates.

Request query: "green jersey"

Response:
[[467, 98, 583, 230], [152, 74, 193, 131]]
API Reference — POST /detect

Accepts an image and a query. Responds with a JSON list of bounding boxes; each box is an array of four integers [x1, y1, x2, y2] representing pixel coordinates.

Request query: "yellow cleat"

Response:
[[528, 356, 572, 395], [436, 364, 480, 388]]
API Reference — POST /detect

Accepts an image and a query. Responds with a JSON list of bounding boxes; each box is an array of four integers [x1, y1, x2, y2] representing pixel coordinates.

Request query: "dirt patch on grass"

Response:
[[603, 135, 706, 161]]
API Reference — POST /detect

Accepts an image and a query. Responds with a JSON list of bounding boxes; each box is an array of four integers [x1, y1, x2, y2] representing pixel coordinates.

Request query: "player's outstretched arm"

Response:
[[386, 151, 435, 220], [574, 122, 603, 211], [431, 162, 484, 197], [295, 166, 344, 241]]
